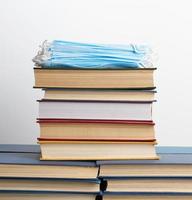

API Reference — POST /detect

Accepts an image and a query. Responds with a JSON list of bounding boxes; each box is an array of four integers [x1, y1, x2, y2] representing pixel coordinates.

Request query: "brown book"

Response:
[[37, 119, 155, 141], [34, 68, 156, 89]]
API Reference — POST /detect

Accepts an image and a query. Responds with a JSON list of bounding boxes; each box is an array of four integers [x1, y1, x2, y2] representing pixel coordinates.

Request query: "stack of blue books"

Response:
[[97, 146, 192, 199], [0, 145, 100, 200], [1, 145, 192, 199]]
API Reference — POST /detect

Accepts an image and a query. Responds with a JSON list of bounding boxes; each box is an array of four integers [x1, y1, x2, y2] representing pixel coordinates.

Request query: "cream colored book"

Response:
[[0, 178, 99, 192], [106, 178, 192, 193], [34, 68, 155, 89], [0, 193, 96, 200], [43, 89, 155, 101], [38, 119, 155, 140], [99, 164, 192, 177], [0, 164, 98, 179], [38, 140, 158, 160], [103, 195, 192, 200]]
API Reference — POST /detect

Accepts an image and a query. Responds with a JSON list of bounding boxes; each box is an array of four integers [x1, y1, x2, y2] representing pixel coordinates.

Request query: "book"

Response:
[[99, 164, 192, 177], [0, 151, 98, 179], [98, 147, 192, 164], [103, 193, 192, 200], [37, 119, 155, 141], [98, 147, 192, 177], [38, 139, 158, 160], [43, 89, 156, 102], [34, 68, 156, 89], [38, 100, 154, 121], [0, 144, 40, 153], [2, 145, 182, 155], [0, 191, 98, 200], [0, 178, 100, 193], [104, 177, 192, 193]]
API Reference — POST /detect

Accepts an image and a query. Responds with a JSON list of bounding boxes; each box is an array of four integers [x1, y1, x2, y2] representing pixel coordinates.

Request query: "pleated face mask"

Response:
[[33, 40, 154, 69]]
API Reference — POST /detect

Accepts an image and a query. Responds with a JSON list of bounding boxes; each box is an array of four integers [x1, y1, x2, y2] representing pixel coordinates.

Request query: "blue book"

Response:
[[0, 144, 40, 153], [0, 190, 101, 200], [98, 146, 192, 178], [0, 190, 100, 199], [0, 152, 96, 167], [102, 177, 192, 194], [97, 146, 192, 165], [0, 145, 98, 180], [0, 177, 101, 193], [102, 191, 192, 199]]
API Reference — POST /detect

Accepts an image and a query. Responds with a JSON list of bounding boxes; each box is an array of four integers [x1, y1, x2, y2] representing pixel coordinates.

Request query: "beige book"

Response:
[[39, 140, 158, 160], [103, 195, 192, 200], [34, 68, 155, 89], [44, 89, 155, 101], [0, 193, 96, 200], [106, 178, 192, 192], [0, 164, 98, 179], [100, 164, 192, 177], [39, 122, 155, 140], [0, 178, 99, 192]]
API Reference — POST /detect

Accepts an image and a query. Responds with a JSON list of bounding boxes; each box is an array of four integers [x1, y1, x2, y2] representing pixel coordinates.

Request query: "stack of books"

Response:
[[32, 40, 159, 160], [97, 146, 192, 199], [1, 145, 192, 199], [0, 145, 100, 200], [34, 67, 158, 160]]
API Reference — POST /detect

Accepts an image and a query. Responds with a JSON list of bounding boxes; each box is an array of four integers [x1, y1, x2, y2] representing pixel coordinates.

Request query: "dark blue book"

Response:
[[0, 144, 40, 153]]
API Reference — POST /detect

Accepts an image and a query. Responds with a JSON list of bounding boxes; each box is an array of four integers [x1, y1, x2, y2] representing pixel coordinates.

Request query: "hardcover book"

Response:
[[43, 89, 156, 102], [0, 191, 98, 200], [103, 193, 192, 200], [37, 119, 155, 141], [0, 146, 98, 179], [38, 139, 158, 160], [0, 178, 100, 193], [98, 147, 192, 177], [38, 100, 154, 121], [103, 177, 192, 193], [34, 68, 156, 89]]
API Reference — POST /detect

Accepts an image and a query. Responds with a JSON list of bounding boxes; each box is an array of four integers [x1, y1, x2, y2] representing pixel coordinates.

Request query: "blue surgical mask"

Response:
[[33, 40, 154, 69]]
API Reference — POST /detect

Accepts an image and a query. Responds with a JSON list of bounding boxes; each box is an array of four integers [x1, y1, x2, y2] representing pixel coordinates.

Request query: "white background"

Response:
[[0, 0, 192, 145]]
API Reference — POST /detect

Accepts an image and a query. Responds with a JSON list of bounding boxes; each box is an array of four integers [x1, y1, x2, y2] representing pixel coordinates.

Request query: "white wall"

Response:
[[0, 0, 192, 145]]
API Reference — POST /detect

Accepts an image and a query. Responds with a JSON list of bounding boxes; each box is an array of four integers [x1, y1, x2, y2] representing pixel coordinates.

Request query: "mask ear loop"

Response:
[[131, 43, 157, 68], [32, 40, 52, 66], [142, 45, 158, 68]]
